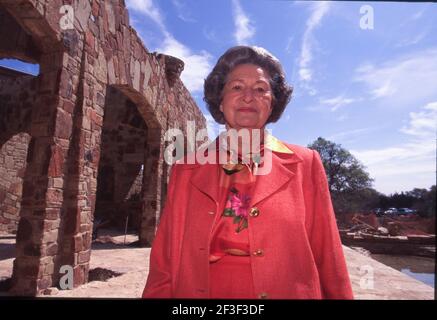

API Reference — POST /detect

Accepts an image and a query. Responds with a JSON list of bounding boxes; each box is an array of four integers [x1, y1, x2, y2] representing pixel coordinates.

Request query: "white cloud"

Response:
[[351, 101, 437, 194], [172, 0, 196, 23], [203, 27, 222, 44], [411, 9, 424, 21], [352, 143, 435, 194], [319, 95, 359, 111], [126, 0, 213, 93], [285, 36, 294, 54], [157, 36, 212, 92], [299, 68, 312, 82], [327, 127, 377, 142], [396, 31, 427, 48], [308, 94, 360, 113], [232, 0, 255, 45], [336, 114, 348, 122], [400, 101, 437, 137], [394, 5, 431, 47], [298, 2, 331, 84], [126, 0, 165, 31], [371, 81, 396, 99], [354, 48, 437, 107], [403, 6, 431, 25]]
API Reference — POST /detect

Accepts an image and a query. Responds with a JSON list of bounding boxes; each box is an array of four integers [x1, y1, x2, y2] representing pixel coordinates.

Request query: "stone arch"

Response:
[[0, 2, 69, 295], [100, 85, 168, 246], [94, 86, 149, 238]]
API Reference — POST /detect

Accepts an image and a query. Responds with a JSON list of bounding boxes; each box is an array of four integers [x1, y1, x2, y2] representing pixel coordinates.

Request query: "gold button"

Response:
[[253, 249, 264, 257], [259, 292, 268, 299], [249, 207, 260, 217]]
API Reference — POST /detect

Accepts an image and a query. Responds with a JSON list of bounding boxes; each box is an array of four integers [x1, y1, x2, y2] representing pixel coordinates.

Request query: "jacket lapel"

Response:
[[189, 162, 220, 205], [250, 149, 303, 207]]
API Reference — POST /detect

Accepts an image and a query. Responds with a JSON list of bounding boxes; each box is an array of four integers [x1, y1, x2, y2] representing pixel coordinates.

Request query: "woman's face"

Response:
[[220, 64, 273, 130]]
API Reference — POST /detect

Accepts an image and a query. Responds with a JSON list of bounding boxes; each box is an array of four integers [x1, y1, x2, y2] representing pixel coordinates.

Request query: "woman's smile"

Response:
[[237, 107, 257, 113]]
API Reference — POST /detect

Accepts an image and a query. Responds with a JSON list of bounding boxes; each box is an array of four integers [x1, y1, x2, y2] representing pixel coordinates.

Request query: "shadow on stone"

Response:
[[0, 243, 15, 260], [88, 268, 123, 282], [0, 277, 12, 292]]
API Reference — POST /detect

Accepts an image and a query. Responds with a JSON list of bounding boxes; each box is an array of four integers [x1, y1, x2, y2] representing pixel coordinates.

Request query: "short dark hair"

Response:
[[203, 46, 293, 125]]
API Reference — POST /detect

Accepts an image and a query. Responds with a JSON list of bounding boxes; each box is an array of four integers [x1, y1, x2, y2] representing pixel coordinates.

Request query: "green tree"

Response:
[[408, 185, 436, 217], [308, 137, 375, 214]]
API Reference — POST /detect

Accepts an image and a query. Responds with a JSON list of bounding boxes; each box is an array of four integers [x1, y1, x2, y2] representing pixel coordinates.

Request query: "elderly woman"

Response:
[[142, 46, 353, 299]]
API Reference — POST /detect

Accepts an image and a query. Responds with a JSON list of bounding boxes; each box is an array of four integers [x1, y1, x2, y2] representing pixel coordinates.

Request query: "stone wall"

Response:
[[0, 133, 31, 233], [0, 0, 206, 295], [0, 71, 38, 234]]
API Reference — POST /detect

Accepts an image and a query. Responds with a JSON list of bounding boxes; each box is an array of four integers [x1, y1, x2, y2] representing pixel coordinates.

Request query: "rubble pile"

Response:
[[338, 213, 435, 257], [339, 213, 435, 237]]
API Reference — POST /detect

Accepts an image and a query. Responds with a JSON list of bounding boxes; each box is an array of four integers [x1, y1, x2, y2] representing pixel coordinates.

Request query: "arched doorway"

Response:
[[94, 86, 148, 244]]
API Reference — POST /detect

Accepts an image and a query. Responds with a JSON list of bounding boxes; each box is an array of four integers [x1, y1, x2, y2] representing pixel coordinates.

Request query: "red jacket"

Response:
[[142, 142, 353, 299]]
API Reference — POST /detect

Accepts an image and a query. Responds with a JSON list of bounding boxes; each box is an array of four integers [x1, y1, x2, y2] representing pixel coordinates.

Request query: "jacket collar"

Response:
[[250, 147, 302, 206], [185, 133, 303, 206]]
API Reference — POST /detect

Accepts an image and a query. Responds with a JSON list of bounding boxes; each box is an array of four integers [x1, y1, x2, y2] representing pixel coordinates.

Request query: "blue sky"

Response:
[[1, 1, 436, 195]]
